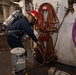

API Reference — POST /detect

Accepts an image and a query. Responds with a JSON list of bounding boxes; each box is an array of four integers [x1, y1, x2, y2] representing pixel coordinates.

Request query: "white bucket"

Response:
[[10, 47, 26, 72]]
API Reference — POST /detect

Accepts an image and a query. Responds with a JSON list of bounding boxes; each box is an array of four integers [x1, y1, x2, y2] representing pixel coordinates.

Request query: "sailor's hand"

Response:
[[37, 41, 41, 46]]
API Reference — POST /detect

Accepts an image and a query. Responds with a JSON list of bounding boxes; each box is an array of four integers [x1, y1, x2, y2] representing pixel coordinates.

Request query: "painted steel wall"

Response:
[[55, 0, 76, 66]]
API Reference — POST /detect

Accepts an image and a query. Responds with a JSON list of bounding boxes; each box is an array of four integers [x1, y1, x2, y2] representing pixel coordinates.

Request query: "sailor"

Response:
[[6, 10, 39, 54]]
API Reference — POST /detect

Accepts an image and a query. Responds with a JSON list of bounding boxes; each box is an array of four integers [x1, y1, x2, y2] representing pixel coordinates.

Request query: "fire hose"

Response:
[[35, 3, 60, 47], [33, 3, 60, 66]]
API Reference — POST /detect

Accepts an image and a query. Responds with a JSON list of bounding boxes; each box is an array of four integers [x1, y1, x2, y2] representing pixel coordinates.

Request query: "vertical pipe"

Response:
[[2, 5, 9, 20], [2, 0, 9, 20], [21, 0, 27, 16]]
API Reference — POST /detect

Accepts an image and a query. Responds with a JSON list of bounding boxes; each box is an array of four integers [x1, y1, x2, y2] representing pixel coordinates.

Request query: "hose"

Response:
[[35, 3, 59, 31]]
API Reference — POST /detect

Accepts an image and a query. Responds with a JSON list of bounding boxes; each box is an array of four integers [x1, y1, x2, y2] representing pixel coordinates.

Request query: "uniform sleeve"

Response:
[[20, 17, 37, 43]]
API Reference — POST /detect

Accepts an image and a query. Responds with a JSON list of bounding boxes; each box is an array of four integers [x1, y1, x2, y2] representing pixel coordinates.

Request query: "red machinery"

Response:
[[33, 3, 59, 66]]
